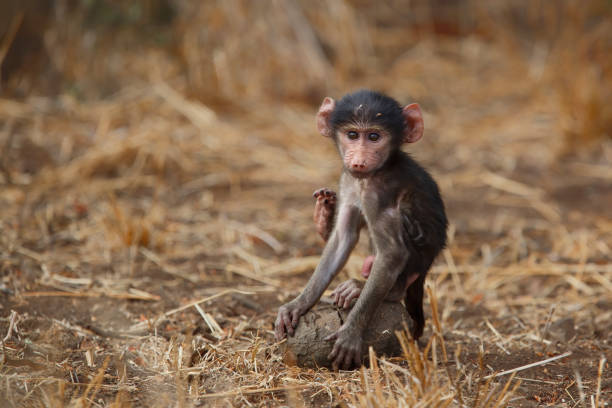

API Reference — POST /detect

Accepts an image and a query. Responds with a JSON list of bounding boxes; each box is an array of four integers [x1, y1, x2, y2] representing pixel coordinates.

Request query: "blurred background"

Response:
[[1, 0, 611, 194], [1, 1, 611, 406], [1, 0, 611, 251], [2, 0, 611, 131]]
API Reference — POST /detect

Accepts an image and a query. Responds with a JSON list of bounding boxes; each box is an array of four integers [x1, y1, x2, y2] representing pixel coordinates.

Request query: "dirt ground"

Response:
[[1, 1, 611, 407]]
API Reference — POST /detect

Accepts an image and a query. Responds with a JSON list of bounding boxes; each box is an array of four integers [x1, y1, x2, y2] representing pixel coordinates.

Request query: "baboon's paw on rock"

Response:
[[281, 302, 410, 369]]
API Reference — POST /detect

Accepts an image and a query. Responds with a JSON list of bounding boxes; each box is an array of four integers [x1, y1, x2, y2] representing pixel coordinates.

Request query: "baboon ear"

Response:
[[401, 103, 424, 143], [316, 97, 336, 137]]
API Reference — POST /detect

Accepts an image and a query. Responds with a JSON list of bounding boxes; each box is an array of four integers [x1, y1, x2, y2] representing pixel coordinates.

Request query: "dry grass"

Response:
[[1, 1, 611, 407]]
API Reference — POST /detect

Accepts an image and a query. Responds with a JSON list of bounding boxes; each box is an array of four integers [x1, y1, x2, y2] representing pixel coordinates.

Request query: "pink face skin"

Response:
[[316, 97, 424, 178], [336, 126, 393, 178]]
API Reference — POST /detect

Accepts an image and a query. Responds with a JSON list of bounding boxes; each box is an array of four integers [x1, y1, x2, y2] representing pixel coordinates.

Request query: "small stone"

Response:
[[547, 317, 576, 342]]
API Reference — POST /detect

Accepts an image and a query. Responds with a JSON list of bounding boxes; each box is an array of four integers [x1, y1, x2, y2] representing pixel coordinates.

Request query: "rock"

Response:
[[281, 301, 411, 369]]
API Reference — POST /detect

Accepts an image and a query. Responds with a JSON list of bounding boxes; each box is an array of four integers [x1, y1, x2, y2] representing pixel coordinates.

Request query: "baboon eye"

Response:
[[368, 133, 380, 142], [347, 131, 359, 140]]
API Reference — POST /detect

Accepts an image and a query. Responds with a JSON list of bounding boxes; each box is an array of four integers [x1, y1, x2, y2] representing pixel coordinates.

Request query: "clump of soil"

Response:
[[281, 302, 411, 369]]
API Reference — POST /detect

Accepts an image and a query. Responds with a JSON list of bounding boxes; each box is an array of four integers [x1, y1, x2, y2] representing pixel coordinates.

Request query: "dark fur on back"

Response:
[[397, 152, 448, 252], [394, 151, 448, 339], [330, 90, 405, 142]]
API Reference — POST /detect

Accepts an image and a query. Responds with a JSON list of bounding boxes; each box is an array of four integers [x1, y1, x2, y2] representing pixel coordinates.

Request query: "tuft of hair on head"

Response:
[[330, 90, 406, 141]]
